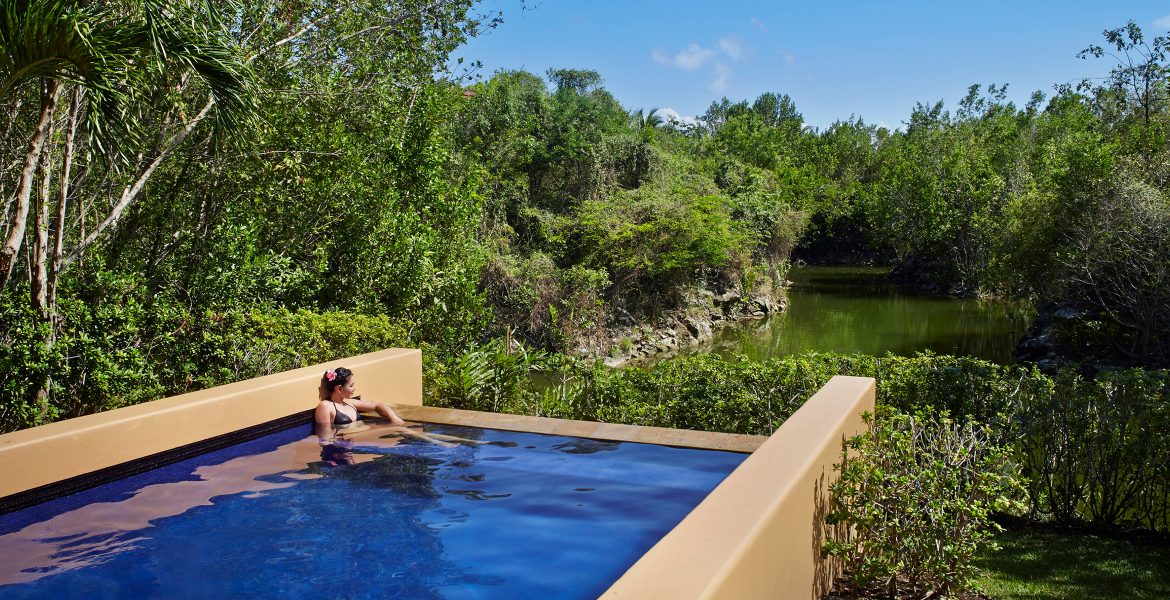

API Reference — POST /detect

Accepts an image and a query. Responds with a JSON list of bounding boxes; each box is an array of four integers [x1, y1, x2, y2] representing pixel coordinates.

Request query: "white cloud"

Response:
[[709, 63, 731, 93], [658, 107, 699, 127], [653, 36, 751, 93], [675, 43, 715, 69], [1155, 14, 1170, 29], [780, 49, 796, 65], [719, 35, 748, 61], [651, 43, 715, 70], [655, 40, 734, 70], [750, 17, 767, 32]]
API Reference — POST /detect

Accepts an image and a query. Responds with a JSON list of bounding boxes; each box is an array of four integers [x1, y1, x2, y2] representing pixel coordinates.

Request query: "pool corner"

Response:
[[601, 375, 875, 599]]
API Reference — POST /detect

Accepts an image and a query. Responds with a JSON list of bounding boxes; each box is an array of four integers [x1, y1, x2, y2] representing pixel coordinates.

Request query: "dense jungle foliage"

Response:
[[2, 0, 1170, 511]]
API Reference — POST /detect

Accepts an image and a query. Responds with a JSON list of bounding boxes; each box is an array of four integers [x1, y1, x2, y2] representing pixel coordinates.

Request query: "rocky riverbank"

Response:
[[1015, 302, 1143, 374], [595, 290, 786, 366]]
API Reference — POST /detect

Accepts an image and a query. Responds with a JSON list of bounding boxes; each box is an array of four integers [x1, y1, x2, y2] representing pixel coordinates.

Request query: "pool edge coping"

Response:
[[601, 375, 875, 600], [396, 405, 766, 453]]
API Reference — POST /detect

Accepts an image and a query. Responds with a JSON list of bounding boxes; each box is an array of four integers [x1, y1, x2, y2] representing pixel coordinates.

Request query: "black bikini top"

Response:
[[332, 401, 357, 425]]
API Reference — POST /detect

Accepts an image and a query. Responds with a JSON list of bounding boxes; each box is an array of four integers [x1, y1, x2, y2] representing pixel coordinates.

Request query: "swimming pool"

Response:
[[0, 422, 746, 599]]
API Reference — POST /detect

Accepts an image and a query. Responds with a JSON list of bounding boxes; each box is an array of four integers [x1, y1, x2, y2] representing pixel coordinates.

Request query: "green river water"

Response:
[[701, 266, 1034, 364]]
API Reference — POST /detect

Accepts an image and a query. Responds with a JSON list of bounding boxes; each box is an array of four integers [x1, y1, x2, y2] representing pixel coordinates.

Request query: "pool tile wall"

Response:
[[0, 348, 422, 500], [602, 375, 875, 600]]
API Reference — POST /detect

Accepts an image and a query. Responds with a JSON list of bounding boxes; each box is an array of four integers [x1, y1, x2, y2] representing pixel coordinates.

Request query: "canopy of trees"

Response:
[[3, 5, 1169, 431]]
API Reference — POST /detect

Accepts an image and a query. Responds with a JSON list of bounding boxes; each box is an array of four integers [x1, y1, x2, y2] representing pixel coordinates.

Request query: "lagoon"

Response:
[[702, 266, 1032, 363]]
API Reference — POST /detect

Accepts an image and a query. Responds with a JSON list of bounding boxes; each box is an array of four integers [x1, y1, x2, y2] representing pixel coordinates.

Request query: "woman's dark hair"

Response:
[[319, 367, 353, 401]]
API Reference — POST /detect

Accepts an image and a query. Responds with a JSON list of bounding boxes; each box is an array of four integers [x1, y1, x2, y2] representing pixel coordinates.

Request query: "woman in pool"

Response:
[[313, 366, 485, 449], [314, 366, 406, 428]]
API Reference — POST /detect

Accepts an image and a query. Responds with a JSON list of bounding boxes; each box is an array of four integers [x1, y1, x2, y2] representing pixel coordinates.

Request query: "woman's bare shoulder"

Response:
[[313, 400, 335, 419]]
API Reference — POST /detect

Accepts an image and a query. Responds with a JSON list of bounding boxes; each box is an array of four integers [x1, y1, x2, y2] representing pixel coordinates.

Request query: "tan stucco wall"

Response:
[[602, 375, 875, 600], [0, 347, 421, 499]]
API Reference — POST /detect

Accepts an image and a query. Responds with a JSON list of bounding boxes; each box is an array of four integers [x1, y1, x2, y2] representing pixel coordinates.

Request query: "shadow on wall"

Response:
[[813, 464, 845, 598]]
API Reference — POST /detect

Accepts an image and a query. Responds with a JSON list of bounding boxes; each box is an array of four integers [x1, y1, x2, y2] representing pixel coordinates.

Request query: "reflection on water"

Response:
[[705, 266, 1033, 363]]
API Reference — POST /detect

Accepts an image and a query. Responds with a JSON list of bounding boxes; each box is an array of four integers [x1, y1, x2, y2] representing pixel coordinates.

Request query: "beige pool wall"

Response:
[[0, 348, 875, 599]]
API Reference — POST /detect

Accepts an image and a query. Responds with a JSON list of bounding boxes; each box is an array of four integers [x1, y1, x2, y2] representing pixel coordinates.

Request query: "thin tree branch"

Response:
[[60, 99, 215, 272]]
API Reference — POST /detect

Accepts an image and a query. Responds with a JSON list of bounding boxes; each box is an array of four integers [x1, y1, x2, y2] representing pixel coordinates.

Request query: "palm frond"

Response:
[[1, 0, 256, 160]]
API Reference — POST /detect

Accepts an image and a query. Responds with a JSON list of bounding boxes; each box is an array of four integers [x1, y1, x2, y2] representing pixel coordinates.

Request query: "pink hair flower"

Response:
[[325, 369, 337, 381]]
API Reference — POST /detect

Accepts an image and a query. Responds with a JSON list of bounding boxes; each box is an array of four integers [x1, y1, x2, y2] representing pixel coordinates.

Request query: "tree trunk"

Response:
[[29, 85, 67, 424], [48, 87, 83, 314], [0, 80, 60, 294], [30, 129, 56, 319]]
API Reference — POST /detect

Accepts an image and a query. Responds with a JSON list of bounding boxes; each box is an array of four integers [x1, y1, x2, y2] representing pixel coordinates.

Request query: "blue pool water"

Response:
[[0, 423, 746, 599]]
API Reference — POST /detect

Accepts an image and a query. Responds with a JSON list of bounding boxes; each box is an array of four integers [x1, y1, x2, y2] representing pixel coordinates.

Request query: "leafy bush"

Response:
[[480, 250, 610, 352], [1019, 368, 1170, 530], [0, 280, 164, 432], [426, 338, 546, 413], [573, 189, 748, 308], [0, 291, 64, 430], [824, 410, 1025, 599], [151, 308, 412, 393], [0, 294, 411, 433]]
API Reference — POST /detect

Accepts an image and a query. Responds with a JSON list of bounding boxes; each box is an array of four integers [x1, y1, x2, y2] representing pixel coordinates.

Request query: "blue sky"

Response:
[[452, 1, 1170, 130]]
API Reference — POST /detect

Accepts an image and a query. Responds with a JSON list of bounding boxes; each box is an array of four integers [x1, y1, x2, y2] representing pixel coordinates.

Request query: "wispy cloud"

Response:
[[719, 35, 748, 61], [654, 36, 752, 94], [1155, 14, 1170, 28], [652, 43, 716, 70], [779, 48, 796, 65], [750, 17, 767, 32], [709, 63, 732, 93], [658, 107, 699, 127]]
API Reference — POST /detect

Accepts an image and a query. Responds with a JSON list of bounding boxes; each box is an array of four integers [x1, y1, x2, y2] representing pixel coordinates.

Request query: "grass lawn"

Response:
[[975, 528, 1170, 599]]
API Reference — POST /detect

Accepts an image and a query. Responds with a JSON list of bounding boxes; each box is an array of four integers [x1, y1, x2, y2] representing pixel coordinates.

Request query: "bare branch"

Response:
[[60, 99, 216, 272]]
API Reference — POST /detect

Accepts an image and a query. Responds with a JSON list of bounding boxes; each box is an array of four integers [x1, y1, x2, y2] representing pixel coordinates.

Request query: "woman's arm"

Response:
[[350, 397, 406, 425]]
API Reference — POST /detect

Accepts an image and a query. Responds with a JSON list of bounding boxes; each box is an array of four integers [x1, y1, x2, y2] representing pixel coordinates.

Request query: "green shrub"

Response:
[[824, 410, 1026, 599], [0, 297, 411, 432], [574, 189, 749, 307], [426, 338, 546, 413], [0, 281, 165, 432], [0, 292, 62, 431], [1018, 368, 1170, 530], [151, 308, 412, 392]]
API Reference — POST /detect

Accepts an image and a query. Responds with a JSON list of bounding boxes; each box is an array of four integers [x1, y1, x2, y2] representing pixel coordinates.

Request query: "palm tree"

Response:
[[631, 107, 664, 131], [0, 0, 254, 293]]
